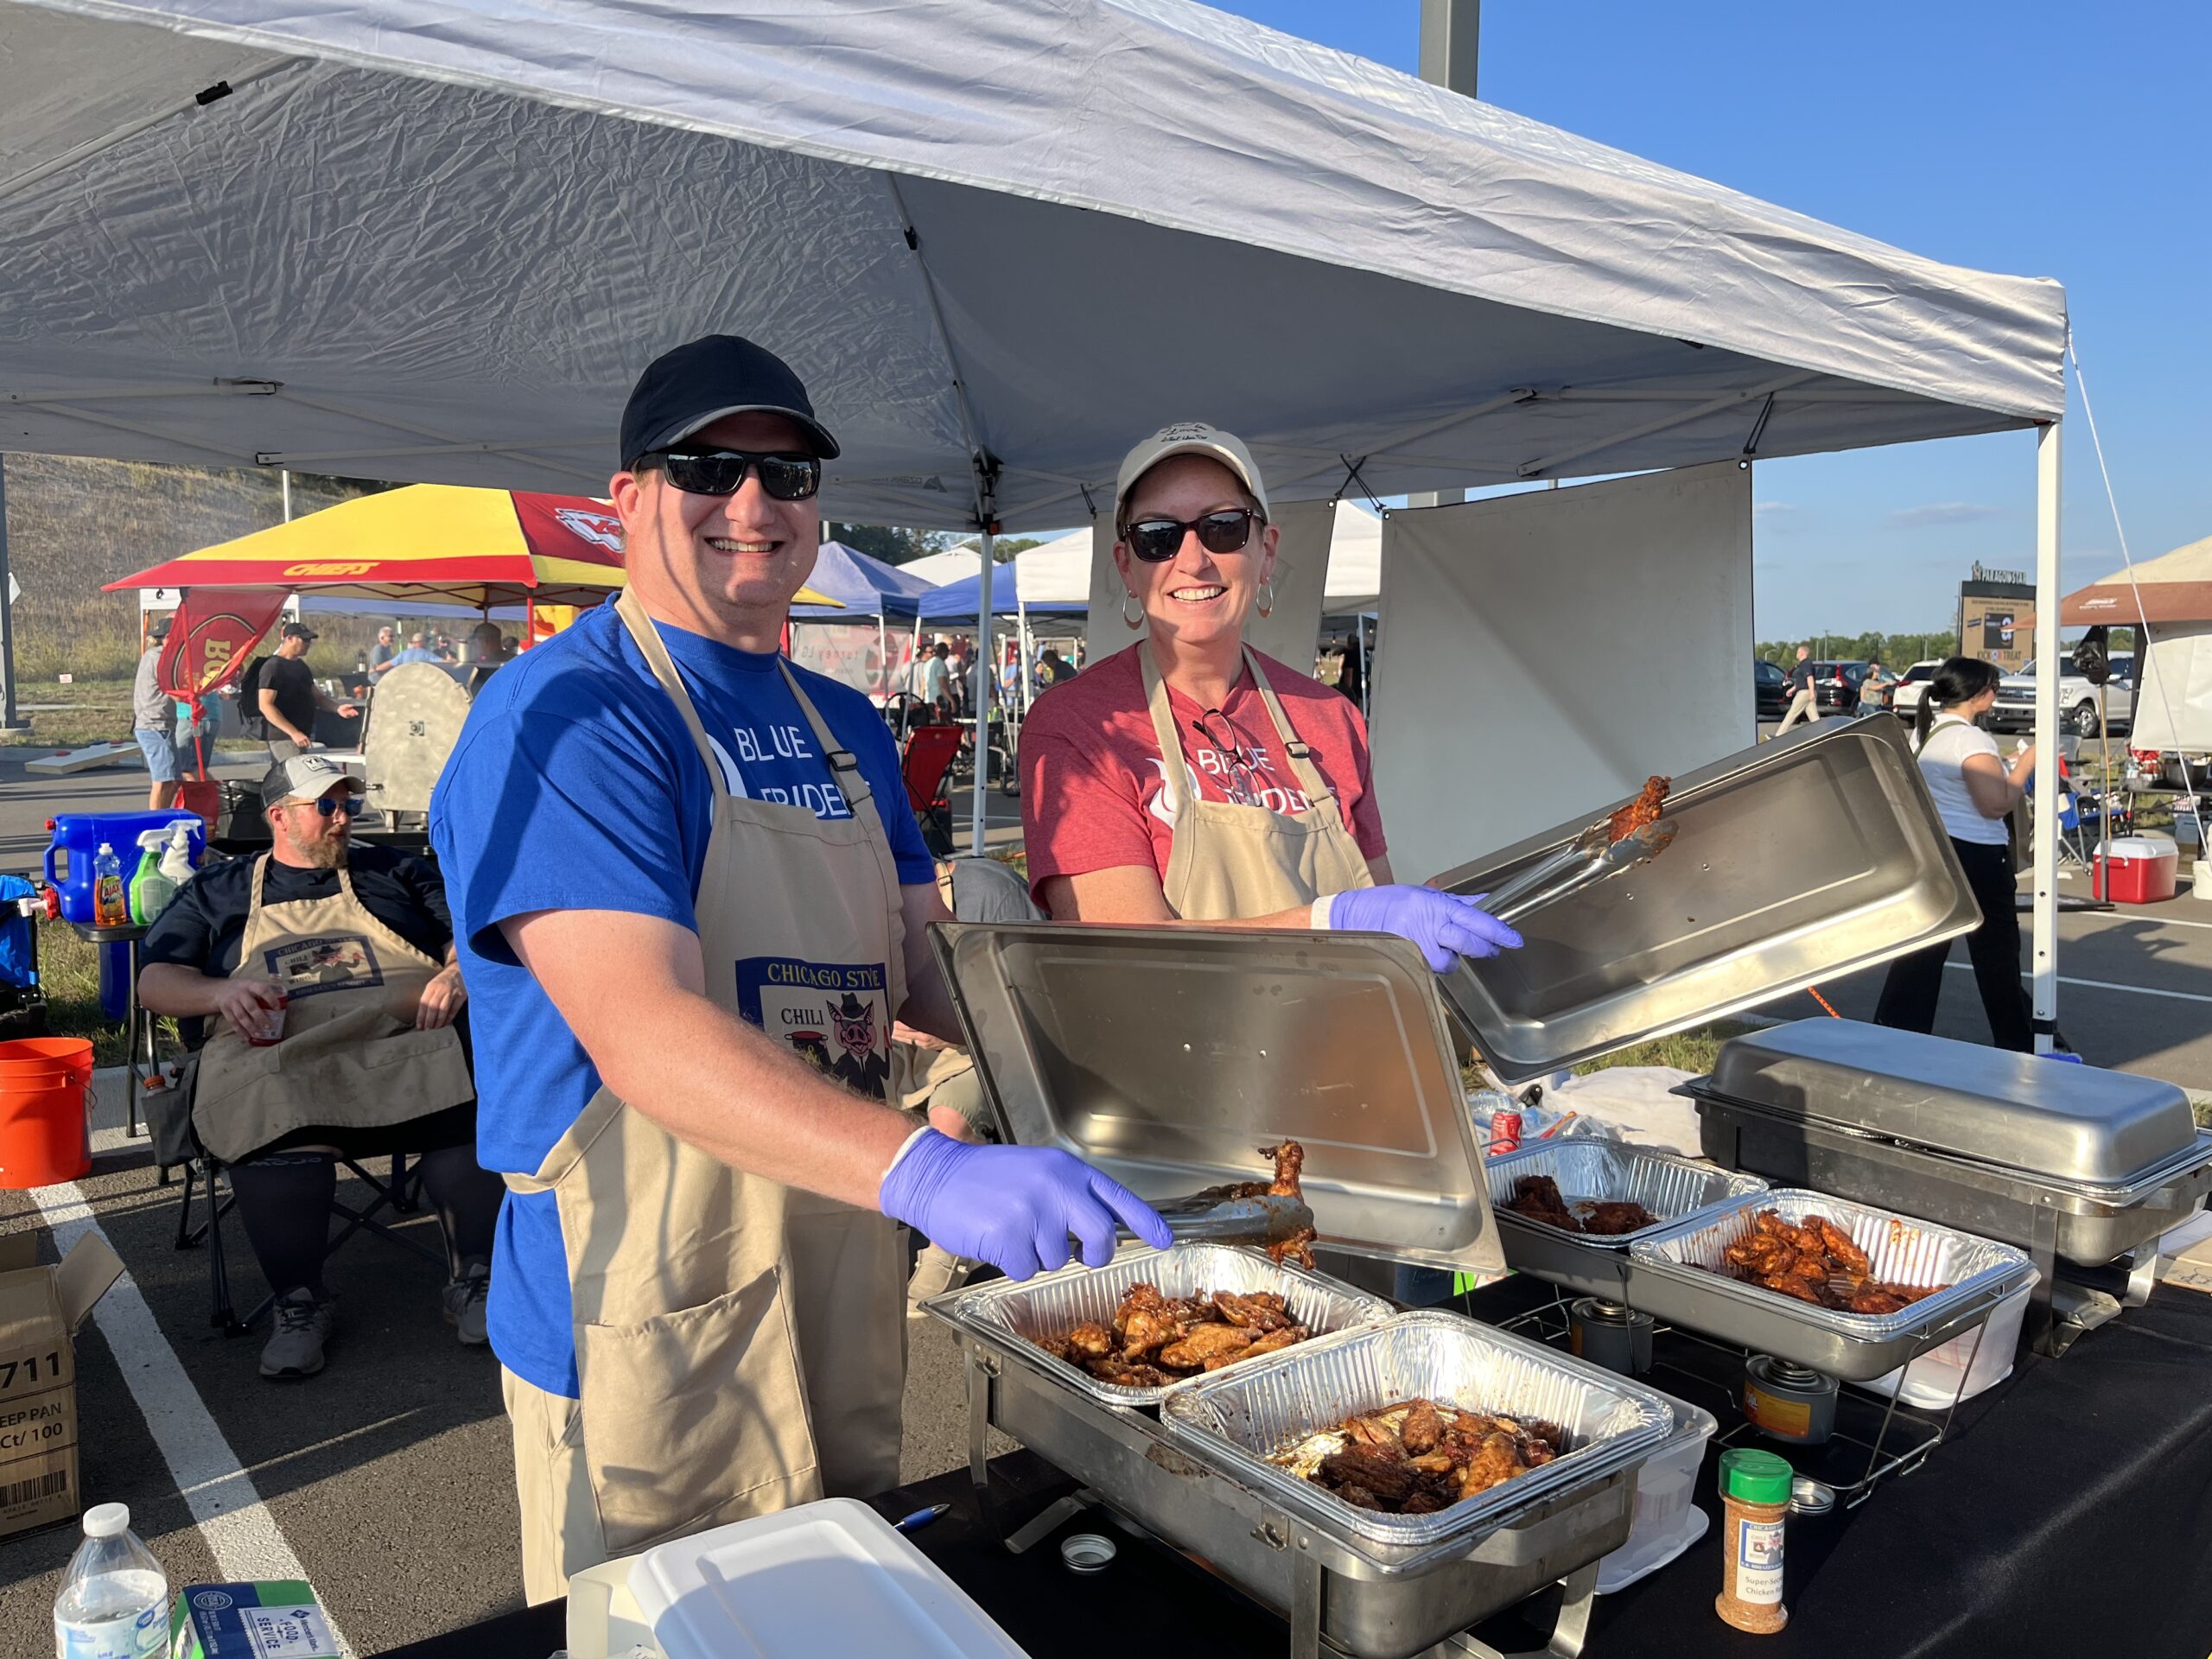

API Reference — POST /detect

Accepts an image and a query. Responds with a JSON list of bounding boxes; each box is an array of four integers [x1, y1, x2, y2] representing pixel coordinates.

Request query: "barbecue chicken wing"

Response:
[[1033, 1274, 1320, 1383], [1710, 1208, 1947, 1313], [1607, 776, 1671, 844]]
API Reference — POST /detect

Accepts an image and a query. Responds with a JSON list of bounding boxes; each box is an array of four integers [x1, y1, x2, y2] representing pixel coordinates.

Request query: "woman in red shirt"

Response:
[[1018, 423, 1519, 971]]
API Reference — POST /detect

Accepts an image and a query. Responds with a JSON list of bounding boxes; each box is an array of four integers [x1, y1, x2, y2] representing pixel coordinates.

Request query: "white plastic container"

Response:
[[53, 1503, 167, 1659], [1594, 1404, 1716, 1594], [631, 1497, 1030, 1659], [1861, 1276, 2033, 1409]]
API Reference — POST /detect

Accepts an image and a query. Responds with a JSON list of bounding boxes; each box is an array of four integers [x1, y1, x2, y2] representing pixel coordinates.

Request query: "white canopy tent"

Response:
[[0, 0, 2072, 1037], [897, 549, 982, 589]]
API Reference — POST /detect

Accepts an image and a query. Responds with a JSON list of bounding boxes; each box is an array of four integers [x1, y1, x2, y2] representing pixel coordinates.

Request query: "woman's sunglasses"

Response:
[[639, 448, 823, 502], [1121, 508, 1264, 563]]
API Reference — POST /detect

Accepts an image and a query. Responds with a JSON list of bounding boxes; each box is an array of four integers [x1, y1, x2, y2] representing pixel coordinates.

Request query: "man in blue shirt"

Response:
[[432, 334, 1166, 1600]]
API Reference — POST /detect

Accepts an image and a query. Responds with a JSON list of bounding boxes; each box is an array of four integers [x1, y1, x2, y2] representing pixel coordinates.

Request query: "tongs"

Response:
[[1476, 817, 1678, 929], [1117, 1190, 1316, 1249]]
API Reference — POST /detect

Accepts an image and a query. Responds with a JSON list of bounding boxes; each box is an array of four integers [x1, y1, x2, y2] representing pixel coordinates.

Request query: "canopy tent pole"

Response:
[[2031, 420, 2063, 1051], [877, 614, 887, 703], [0, 459, 22, 733], [970, 532, 995, 855]]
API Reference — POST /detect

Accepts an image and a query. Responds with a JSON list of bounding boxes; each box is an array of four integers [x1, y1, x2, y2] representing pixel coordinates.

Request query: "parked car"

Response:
[[1989, 655, 2134, 736], [1889, 659, 1942, 721], [1810, 660, 1870, 715], [1754, 658, 1789, 721]]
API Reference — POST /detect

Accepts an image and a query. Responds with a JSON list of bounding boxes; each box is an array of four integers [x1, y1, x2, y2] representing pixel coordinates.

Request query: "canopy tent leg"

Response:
[[877, 614, 887, 703], [971, 531, 995, 855], [2031, 420, 2062, 1052]]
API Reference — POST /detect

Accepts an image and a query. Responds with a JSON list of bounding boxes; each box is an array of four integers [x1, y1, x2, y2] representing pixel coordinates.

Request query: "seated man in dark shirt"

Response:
[[138, 756, 505, 1380]]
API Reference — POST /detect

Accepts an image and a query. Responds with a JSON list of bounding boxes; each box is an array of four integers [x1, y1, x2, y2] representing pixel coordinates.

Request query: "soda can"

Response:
[[1488, 1109, 1522, 1156]]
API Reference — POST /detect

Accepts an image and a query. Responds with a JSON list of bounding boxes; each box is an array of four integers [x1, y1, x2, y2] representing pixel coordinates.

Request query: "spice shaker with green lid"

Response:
[[1715, 1448, 1793, 1634]]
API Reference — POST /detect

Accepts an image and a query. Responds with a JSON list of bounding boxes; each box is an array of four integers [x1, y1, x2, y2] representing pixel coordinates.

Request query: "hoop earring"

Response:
[[1122, 590, 1146, 630], [1255, 578, 1275, 620]]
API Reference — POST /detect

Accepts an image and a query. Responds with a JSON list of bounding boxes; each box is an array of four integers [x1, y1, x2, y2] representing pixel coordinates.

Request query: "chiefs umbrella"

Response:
[[105, 483, 840, 610]]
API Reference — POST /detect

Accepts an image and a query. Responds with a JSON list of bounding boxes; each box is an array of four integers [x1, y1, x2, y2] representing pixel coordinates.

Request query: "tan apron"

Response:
[[190, 857, 474, 1163], [506, 588, 909, 1570], [1140, 639, 1376, 921]]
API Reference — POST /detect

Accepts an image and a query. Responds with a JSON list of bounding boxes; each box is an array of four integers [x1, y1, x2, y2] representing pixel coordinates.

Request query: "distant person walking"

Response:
[[1777, 645, 1819, 733], [257, 623, 359, 760], [132, 616, 180, 810], [1875, 658, 2035, 1052], [1859, 657, 1897, 711]]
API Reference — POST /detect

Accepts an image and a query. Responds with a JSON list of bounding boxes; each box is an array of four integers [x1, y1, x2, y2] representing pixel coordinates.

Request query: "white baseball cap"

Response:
[[1115, 423, 1270, 520], [262, 754, 362, 806]]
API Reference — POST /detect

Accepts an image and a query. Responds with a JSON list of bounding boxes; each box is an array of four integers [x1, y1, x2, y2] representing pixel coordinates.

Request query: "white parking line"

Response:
[[29, 1183, 353, 1656], [1946, 960, 2212, 1007]]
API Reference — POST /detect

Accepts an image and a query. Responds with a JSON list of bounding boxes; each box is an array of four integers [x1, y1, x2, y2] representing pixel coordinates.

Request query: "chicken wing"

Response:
[[1159, 1322, 1256, 1370], [1212, 1289, 1296, 1332], [1399, 1397, 1445, 1456], [1607, 775, 1671, 844], [1066, 1322, 1115, 1361]]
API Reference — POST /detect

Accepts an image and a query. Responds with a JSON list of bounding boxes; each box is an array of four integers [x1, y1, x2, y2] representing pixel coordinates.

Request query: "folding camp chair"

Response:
[[901, 722, 965, 857], [158, 1052, 444, 1334]]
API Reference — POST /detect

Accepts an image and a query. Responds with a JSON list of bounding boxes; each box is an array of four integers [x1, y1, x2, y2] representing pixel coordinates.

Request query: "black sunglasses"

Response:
[[294, 793, 361, 819], [639, 448, 822, 501], [1122, 508, 1264, 563]]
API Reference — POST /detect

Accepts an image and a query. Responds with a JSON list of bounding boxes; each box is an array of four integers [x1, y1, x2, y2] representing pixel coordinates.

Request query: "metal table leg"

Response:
[[1435, 1561, 1599, 1659], [124, 938, 143, 1141]]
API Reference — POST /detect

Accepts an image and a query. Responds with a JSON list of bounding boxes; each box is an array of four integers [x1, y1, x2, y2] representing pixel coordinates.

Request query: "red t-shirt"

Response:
[[1019, 644, 1387, 905]]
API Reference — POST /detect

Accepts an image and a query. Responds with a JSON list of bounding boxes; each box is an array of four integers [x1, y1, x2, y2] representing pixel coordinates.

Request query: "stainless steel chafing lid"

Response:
[[1702, 1019, 2198, 1185], [929, 921, 1503, 1273], [1428, 719, 1980, 1086]]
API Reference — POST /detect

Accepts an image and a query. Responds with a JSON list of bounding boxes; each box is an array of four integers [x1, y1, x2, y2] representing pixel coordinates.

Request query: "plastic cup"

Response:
[[245, 990, 289, 1047]]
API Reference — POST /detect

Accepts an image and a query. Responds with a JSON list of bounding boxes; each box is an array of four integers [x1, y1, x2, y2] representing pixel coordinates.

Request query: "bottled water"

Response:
[[53, 1503, 167, 1659]]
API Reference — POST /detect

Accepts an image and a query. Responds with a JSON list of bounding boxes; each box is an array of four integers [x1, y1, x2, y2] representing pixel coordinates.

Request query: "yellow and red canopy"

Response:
[[106, 483, 837, 609]]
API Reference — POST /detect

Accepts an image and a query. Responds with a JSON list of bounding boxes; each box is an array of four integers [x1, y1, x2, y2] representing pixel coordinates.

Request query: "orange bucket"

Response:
[[0, 1037, 94, 1087], [0, 1091, 91, 1190]]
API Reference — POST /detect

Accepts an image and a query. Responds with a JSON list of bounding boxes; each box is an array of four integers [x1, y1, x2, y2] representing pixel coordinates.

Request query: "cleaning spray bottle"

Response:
[[127, 826, 187, 925]]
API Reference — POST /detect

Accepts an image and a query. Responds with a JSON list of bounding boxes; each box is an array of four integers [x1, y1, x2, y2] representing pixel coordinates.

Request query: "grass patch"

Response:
[[1460, 1017, 1764, 1096], [34, 926, 133, 1067]]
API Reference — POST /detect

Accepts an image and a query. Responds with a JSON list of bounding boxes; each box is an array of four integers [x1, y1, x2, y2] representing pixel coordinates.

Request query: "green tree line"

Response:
[[1755, 627, 2136, 670]]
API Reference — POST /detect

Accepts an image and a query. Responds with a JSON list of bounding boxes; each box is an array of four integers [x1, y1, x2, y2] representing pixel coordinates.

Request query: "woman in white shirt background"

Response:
[[1875, 657, 2037, 1051]]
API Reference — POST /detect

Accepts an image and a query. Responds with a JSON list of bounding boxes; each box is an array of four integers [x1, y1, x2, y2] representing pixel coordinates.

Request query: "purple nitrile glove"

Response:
[[1320, 886, 1523, 971], [879, 1129, 1173, 1281]]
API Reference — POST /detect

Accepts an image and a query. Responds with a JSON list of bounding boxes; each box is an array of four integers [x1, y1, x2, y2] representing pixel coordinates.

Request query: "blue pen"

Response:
[[893, 1503, 952, 1535]]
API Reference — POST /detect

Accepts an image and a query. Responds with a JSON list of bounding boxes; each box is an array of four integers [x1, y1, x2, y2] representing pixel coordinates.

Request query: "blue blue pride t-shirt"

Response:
[[429, 601, 932, 1397]]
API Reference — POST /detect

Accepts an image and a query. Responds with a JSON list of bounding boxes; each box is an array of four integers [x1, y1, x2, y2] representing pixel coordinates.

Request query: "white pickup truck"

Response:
[[1987, 655, 2134, 737]]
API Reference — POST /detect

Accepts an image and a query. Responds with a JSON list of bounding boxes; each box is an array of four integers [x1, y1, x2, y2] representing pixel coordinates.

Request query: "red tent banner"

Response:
[[157, 588, 290, 716]]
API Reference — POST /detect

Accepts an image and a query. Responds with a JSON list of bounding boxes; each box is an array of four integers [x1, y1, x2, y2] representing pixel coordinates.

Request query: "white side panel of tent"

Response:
[[1324, 504, 1386, 614], [1238, 499, 1332, 671], [2133, 626, 2212, 753], [1371, 463, 1753, 885]]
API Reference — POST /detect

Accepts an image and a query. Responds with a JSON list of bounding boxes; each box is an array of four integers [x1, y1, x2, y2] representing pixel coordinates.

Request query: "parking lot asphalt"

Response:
[[2, 745, 2207, 1655]]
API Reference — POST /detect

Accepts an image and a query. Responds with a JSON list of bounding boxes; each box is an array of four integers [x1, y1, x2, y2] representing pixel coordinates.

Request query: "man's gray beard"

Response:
[[302, 836, 349, 872]]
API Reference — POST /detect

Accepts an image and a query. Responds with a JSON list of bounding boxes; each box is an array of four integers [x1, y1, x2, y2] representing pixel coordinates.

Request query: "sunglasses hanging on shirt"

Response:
[[1190, 709, 1265, 807], [1122, 508, 1264, 563], [639, 448, 823, 501]]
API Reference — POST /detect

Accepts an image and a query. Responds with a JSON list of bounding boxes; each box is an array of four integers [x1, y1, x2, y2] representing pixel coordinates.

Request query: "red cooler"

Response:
[[2094, 836, 2178, 905]]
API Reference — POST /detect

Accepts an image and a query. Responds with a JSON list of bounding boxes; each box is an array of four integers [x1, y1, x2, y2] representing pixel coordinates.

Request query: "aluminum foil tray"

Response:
[[931, 1243, 1394, 1408], [1160, 1310, 1675, 1551], [1484, 1141, 1769, 1249], [1624, 1190, 2037, 1380]]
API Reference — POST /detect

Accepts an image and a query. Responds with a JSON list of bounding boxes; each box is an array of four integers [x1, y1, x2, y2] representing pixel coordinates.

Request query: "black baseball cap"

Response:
[[620, 335, 840, 470], [280, 620, 317, 642]]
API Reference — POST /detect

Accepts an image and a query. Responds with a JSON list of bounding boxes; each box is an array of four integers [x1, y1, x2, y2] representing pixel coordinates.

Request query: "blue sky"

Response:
[[1202, 1, 2210, 641]]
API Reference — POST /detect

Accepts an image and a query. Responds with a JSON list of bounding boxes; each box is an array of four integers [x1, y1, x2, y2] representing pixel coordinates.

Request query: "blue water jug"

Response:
[[43, 812, 207, 925]]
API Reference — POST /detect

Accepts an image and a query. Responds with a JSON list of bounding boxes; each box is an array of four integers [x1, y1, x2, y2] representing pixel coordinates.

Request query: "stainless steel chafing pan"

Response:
[[1623, 1189, 2037, 1380], [1431, 719, 1979, 1085], [1484, 1140, 1770, 1297]]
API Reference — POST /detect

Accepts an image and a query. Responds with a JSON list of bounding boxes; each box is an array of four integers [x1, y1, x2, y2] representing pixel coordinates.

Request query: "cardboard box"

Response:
[[169, 1582, 340, 1659], [0, 1228, 125, 1541]]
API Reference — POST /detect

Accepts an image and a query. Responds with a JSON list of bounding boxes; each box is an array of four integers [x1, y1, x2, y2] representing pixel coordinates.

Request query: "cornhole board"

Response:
[[26, 744, 138, 776]]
